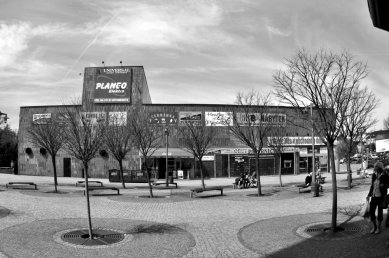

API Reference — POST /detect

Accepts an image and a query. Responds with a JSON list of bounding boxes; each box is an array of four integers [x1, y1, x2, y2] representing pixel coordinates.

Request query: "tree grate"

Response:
[[60, 229, 125, 246], [305, 226, 362, 233]]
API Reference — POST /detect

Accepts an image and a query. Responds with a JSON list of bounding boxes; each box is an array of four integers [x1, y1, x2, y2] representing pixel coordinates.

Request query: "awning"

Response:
[[140, 148, 194, 158]]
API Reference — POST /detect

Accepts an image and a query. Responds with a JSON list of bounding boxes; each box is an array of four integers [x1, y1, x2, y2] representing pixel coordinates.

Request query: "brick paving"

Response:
[[0, 168, 389, 257]]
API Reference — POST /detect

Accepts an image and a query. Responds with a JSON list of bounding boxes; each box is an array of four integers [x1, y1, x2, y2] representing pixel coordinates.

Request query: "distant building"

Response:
[[18, 66, 328, 179]]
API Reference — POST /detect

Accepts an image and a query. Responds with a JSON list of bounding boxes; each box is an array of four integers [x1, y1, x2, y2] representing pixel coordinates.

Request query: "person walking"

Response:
[[367, 162, 389, 234]]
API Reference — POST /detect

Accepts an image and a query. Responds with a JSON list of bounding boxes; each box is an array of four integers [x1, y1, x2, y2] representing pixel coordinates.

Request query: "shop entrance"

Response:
[[157, 158, 176, 179], [63, 158, 71, 177]]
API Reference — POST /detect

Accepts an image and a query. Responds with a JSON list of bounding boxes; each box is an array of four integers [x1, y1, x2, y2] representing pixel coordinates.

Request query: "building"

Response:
[[18, 66, 328, 179]]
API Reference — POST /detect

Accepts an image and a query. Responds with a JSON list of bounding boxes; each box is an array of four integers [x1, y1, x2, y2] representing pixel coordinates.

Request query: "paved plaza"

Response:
[[1, 169, 389, 257]]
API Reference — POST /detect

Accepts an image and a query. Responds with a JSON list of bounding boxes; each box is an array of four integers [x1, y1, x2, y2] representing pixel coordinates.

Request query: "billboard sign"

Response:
[[148, 112, 178, 125], [108, 112, 127, 125], [94, 67, 132, 103], [205, 112, 233, 126], [33, 113, 52, 124], [236, 113, 286, 126], [267, 136, 324, 146], [376, 139, 389, 152], [179, 111, 202, 125], [80, 112, 106, 125]]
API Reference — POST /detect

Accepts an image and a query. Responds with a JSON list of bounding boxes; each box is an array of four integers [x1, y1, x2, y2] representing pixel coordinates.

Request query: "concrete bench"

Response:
[[153, 181, 178, 188], [190, 186, 224, 198], [6, 182, 37, 190], [83, 186, 119, 195], [76, 180, 103, 187]]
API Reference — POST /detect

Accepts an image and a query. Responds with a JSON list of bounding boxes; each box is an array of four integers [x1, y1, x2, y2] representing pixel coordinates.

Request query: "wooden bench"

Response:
[[76, 180, 103, 187], [6, 182, 37, 190], [153, 181, 178, 188], [83, 186, 119, 195], [190, 186, 224, 198], [297, 184, 323, 193]]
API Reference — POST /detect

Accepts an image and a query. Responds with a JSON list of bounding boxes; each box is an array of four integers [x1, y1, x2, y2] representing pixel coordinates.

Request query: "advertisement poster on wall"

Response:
[[33, 113, 51, 124], [148, 112, 178, 125], [205, 112, 233, 126], [93, 67, 132, 103], [108, 112, 127, 125], [80, 112, 106, 125], [376, 139, 389, 152], [178, 111, 202, 125], [236, 113, 286, 126]]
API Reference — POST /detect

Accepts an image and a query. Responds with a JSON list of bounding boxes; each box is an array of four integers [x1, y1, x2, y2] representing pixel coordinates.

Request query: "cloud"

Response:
[[266, 25, 291, 37], [0, 21, 66, 68], [83, 1, 229, 49]]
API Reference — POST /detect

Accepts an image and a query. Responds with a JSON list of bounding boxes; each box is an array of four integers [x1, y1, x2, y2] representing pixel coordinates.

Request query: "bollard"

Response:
[[312, 182, 320, 197]]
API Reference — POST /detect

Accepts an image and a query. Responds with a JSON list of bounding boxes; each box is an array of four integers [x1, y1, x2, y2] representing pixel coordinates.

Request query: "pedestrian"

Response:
[[305, 172, 312, 186], [367, 161, 389, 234]]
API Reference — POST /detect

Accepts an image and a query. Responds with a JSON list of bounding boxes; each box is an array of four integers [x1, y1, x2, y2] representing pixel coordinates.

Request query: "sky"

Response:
[[1, 0, 389, 131]]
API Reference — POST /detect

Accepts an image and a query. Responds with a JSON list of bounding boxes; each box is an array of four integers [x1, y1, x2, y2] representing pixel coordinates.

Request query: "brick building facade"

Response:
[[18, 66, 328, 179]]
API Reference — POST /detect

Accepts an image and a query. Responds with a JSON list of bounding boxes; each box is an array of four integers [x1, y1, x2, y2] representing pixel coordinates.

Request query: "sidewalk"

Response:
[[0, 170, 387, 258]]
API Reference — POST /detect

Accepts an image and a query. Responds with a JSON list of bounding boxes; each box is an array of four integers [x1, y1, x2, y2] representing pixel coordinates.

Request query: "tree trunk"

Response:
[[51, 155, 58, 193], [83, 162, 94, 239], [329, 144, 338, 232], [256, 155, 262, 196], [119, 159, 126, 189], [144, 157, 154, 198], [278, 155, 283, 187], [199, 159, 205, 189], [346, 153, 352, 188]]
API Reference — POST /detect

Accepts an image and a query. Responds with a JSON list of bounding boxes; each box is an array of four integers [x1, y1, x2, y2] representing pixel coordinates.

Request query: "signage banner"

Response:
[[201, 156, 214, 161], [376, 139, 389, 153], [299, 148, 308, 155], [236, 113, 286, 126], [267, 136, 324, 146], [148, 112, 178, 125], [33, 113, 51, 124], [205, 112, 233, 126], [80, 112, 106, 125], [108, 112, 127, 125], [93, 67, 132, 103], [220, 147, 296, 154], [179, 111, 202, 125]]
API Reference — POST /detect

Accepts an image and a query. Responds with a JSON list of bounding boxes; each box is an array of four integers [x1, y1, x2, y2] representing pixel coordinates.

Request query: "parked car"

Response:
[[369, 154, 378, 159], [351, 154, 362, 163]]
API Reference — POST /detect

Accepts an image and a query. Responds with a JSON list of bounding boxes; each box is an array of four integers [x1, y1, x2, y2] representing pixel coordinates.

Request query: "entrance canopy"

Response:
[[141, 148, 193, 158]]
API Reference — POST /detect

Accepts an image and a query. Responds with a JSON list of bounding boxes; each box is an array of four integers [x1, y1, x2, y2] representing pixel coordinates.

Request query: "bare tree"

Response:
[[27, 115, 65, 192], [383, 116, 389, 130], [61, 102, 106, 239], [341, 87, 378, 188], [0, 124, 17, 171], [178, 121, 216, 189], [273, 48, 368, 232], [267, 122, 288, 187], [103, 109, 133, 189], [227, 90, 274, 196], [130, 110, 162, 198]]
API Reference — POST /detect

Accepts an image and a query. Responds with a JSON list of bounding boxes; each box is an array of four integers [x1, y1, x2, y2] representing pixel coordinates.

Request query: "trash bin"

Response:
[[311, 182, 320, 197], [168, 176, 174, 184]]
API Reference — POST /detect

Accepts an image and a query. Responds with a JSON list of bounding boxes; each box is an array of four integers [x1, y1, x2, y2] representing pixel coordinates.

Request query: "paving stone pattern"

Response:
[[0, 171, 389, 257]]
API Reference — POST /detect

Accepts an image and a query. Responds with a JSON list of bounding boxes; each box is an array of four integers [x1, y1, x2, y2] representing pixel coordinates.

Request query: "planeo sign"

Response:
[[93, 67, 132, 103]]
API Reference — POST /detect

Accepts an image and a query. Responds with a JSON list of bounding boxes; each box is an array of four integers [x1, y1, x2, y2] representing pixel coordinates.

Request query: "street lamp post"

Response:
[[164, 128, 169, 187], [311, 105, 319, 197]]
